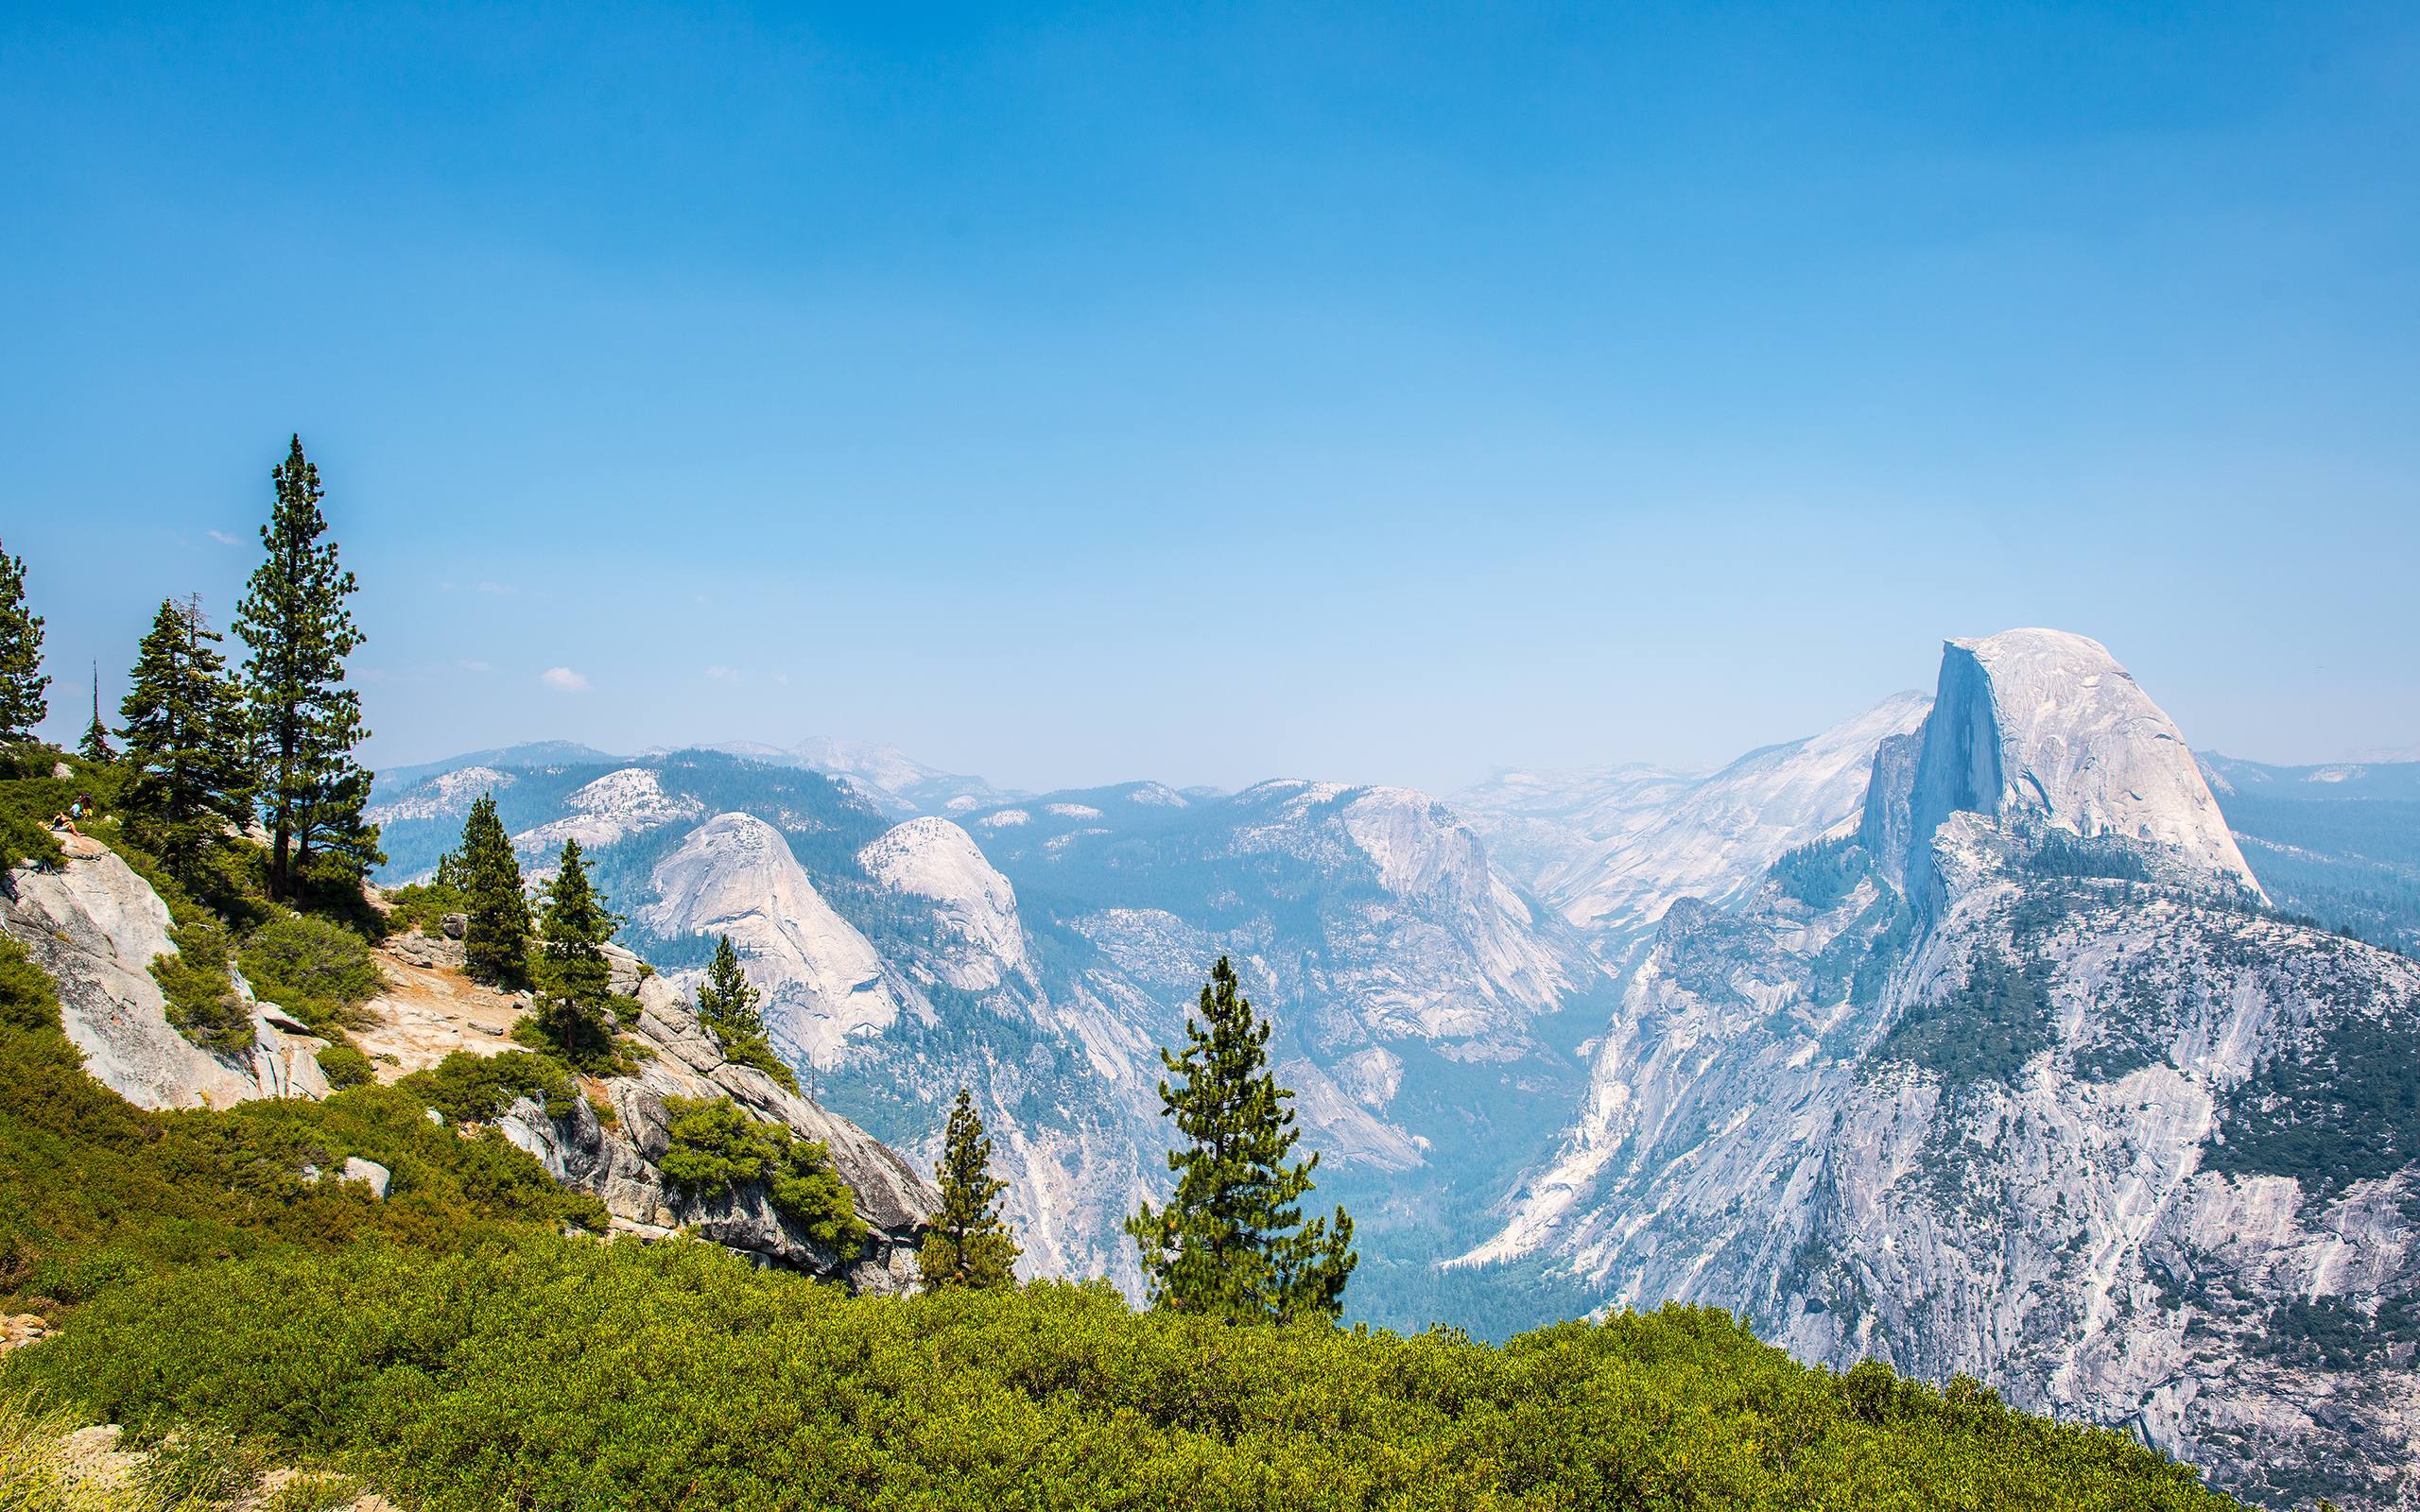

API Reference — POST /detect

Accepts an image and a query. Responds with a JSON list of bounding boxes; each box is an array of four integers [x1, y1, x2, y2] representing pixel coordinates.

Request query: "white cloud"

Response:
[[206, 529, 242, 546], [704, 664, 742, 683], [541, 667, 590, 693], [459, 660, 494, 674]]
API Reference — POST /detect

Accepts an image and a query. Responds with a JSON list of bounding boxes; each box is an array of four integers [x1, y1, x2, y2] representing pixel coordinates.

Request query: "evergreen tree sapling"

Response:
[[695, 935, 764, 1041], [78, 662, 113, 763], [919, 1087, 1021, 1291], [118, 597, 254, 881], [458, 795, 531, 986], [0, 538, 46, 743], [693, 934, 801, 1092], [1126, 956, 1357, 1323], [233, 436, 378, 897], [533, 839, 618, 1058]]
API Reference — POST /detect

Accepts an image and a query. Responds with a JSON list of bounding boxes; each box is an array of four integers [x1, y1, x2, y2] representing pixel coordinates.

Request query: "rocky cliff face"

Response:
[[1456, 692, 1932, 956], [496, 974, 936, 1294], [2, 829, 936, 1297], [370, 751, 1613, 1309], [1, 835, 327, 1109], [1467, 631, 2420, 1511]]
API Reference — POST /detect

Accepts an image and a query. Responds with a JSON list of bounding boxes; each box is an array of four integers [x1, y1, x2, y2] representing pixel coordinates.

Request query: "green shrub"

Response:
[[239, 915, 385, 1035], [399, 1050, 578, 1124], [315, 1043, 374, 1091], [0, 1035, 603, 1313], [383, 880, 463, 938], [657, 1094, 782, 1198], [0, 932, 60, 1037], [149, 906, 252, 1056], [4, 1237, 2243, 1512], [722, 1032, 800, 1094], [660, 1095, 864, 1250]]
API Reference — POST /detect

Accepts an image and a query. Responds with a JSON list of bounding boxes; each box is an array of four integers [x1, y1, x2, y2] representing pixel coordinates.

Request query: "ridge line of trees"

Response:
[[1, 436, 382, 902]]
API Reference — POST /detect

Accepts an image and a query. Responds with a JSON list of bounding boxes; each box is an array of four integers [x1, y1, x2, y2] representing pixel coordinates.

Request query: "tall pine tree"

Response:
[[78, 662, 113, 763], [919, 1087, 1021, 1291], [0, 539, 46, 744], [533, 838, 618, 1059], [234, 436, 377, 898], [1126, 956, 1357, 1323], [458, 794, 531, 986], [118, 597, 254, 881]]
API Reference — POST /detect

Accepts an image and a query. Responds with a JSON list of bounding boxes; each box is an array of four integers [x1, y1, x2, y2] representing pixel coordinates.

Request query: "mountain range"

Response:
[[364, 633, 2420, 1510]]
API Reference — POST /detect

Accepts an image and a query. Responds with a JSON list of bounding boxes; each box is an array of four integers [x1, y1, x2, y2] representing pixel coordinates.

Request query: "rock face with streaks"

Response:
[[3, 829, 934, 1296], [494, 974, 937, 1294], [1467, 631, 2420, 1511], [2, 834, 328, 1109], [1456, 692, 1933, 957]]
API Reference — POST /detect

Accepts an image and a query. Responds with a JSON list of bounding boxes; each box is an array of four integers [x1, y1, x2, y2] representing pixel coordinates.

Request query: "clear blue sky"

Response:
[[5, 2, 2414, 793]]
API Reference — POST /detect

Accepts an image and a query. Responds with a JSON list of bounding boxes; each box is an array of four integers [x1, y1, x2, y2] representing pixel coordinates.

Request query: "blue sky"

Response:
[[4, 2, 2414, 793]]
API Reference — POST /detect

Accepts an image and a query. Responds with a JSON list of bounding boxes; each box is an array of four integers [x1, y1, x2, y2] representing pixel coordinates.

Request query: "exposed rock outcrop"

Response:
[[1469, 629, 2418, 1510], [5, 830, 935, 1296], [1, 834, 327, 1110], [495, 974, 937, 1293]]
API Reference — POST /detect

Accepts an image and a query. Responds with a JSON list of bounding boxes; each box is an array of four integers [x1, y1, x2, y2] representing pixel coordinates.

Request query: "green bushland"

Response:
[[660, 1094, 864, 1250], [314, 1042, 374, 1090], [0, 1017, 604, 1307], [399, 1048, 579, 1124], [382, 877, 461, 936], [237, 913, 386, 1035], [3, 1234, 2240, 1512], [148, 904, 252, 1055]]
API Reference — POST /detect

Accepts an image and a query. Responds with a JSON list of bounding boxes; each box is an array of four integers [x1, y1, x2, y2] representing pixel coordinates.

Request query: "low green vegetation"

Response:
[[1772, 835, 1871, 909], [2204, 998, 2420, 1200], [314, 1041, 373, 1091], [149, 905, 253, 1056], [399, 1048, 579, 1124], [5, 1234, 2241, 1512], [660, 1094, 865, 1250], [237, 913, 386, 1035]]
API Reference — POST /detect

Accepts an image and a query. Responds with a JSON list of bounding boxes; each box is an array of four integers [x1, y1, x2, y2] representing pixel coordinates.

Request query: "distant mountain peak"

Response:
[[1895, 628, 2260, 897]]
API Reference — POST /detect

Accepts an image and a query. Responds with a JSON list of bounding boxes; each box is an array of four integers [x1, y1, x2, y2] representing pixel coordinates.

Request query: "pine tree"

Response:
[[1126, 956, 1357, 1323], [919, 1087, 1021, 1291], [534, 838, 618, 1058], [233, 436, 377, 898], [458, 794, 531, 986], [118, 597, 254, 881], [78, 662, 113, 763], [696, 935, 764, 1041], [0, 539, 47, 744]]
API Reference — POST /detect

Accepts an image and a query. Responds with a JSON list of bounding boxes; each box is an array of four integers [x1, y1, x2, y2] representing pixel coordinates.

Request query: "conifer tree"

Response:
[[919, 1087, 1021, 1291], [234, 436, 376, 897], [78, 662, 113, 763], [118, 597, 254, 880], [1126, 956, 1357, 1323], [0, 539, 46, 744], [458, 794, 531, 986], [533, 838, 618, 1057], [696, 934, 764, 1041]]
